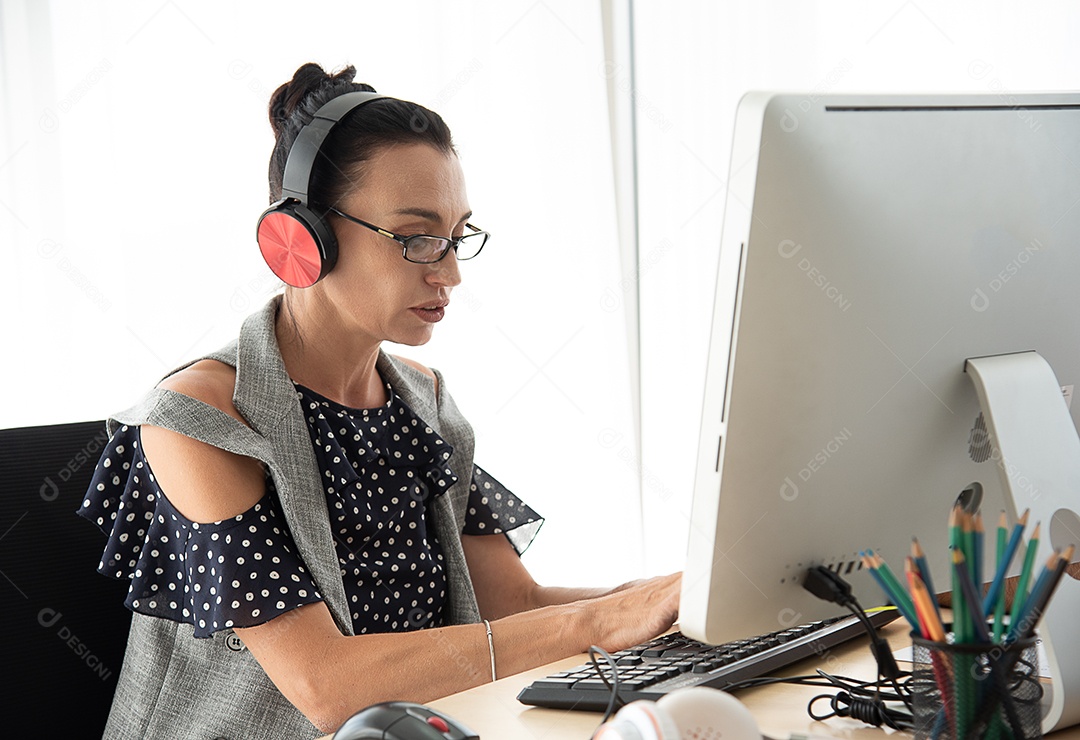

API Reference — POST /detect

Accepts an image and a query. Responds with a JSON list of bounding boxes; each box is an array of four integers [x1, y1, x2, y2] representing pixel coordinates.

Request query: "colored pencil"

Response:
[[949, 505, 968, 644], [907, 559, 957, 736], [861, 551, 919, 629], [911, 537, 942, 621], [867, 550, 919, 629], [953, 549, 991, 643], [982, 509, 1028, 616], [962, 509, 976, 581], [1006, 521, 1041, 634], [1007, 548, 1060, 642], [950, 546, 977, 738], [906, 558, 946, 642], [1011, 545, 1074, 643], [973, 511, 985, 594]]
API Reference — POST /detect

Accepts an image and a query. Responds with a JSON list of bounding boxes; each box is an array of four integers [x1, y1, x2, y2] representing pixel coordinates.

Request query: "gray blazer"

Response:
[[102, 295, 482, 739]]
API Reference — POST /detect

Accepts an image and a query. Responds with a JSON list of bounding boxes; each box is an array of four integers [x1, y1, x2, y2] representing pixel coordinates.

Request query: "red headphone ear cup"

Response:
[[257, 202, 338, 288]]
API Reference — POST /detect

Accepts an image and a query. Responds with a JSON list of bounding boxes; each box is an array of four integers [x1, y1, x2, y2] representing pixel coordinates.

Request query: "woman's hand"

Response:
[[581, 572, 682, 652]]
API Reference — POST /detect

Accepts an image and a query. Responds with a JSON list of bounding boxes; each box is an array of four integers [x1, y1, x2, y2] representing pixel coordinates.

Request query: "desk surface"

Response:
[[321, 620, 1080, 738]]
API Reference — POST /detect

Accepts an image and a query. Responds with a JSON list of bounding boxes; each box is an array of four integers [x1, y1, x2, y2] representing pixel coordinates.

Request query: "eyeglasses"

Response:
[[329, 207, 489, 264]]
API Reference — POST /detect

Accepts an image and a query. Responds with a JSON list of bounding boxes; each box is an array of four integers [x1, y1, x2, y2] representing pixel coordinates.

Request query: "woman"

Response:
[[79, 62, 680, 739]]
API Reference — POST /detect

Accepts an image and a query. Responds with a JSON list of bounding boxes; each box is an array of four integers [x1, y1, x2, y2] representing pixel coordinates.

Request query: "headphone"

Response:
[[257, 91, 389, 288], [592, 687, 761, 740]]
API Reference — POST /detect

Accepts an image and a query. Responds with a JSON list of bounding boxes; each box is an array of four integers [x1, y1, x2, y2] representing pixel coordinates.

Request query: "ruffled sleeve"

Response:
[[463, 465, 543, 555], [76, 424, 324, 638]]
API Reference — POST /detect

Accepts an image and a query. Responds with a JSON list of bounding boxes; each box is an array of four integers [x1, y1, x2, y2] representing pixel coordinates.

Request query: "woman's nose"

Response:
[[425, 249, 461, 288]]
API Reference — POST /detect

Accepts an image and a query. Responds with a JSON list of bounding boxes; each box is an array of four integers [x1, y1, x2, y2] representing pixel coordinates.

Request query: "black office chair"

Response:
[[0, 421, 131, 735]]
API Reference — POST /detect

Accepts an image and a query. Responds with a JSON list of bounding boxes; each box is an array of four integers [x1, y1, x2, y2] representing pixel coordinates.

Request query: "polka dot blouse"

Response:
[[78, 381, 542, 638]]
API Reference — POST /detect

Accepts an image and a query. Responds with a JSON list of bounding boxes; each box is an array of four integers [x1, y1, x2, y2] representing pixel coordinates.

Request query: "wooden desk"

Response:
[[321, 620, 1080, 738]]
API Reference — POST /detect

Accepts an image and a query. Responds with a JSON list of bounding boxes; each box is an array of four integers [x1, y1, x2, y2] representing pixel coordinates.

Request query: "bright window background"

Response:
[[2, 0, 1078, 589], [0, 0, 639, 589]]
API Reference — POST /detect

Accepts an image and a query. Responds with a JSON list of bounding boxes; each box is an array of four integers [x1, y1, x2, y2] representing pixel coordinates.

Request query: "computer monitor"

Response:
[[679, 92, 1080, 730]]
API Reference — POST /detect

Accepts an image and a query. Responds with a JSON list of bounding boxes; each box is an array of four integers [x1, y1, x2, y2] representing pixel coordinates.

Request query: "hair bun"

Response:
[[268, 63, 369, 138]]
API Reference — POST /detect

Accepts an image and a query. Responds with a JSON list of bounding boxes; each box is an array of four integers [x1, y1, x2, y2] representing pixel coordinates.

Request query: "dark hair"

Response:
[[267, 63, 455, 207]]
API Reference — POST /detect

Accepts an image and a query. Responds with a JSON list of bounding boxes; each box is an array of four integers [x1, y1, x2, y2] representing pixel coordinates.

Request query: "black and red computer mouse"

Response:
[[332, 701, 480, 740]]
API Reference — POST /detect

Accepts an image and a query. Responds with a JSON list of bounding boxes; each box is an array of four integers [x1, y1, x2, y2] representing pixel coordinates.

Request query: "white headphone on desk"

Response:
[[592, 686, 762, 740]]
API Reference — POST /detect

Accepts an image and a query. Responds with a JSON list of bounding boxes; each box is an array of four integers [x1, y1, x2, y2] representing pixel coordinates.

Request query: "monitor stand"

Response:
[[967, 351, 1080, 733]]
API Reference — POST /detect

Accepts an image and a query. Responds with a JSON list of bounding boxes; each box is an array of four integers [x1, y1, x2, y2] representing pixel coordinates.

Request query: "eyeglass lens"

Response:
[[405, 232, 486, 263]]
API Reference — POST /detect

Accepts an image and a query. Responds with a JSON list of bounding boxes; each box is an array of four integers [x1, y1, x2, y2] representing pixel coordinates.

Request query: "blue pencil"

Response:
[[982, 509, 1028, 616], [911, 537, 943, 626], [1008, 547, 1067, 643]]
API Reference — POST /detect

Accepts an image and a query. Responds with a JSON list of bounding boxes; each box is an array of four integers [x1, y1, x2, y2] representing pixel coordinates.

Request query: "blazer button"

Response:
[[225, 633, 246, 652]]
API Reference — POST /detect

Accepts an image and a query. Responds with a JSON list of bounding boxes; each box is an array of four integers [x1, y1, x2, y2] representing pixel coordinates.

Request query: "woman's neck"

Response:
[[275, 291, 388, 409]]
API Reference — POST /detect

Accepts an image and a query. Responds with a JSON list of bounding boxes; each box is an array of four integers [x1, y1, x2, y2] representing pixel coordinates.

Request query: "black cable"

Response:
[[801, 565, 915, 727], [585, 564, 919, 736], [587, 645, 626, 726], [723, 667, 914, 729], [724, 669, 909, 699], [808, 689, 912, 729]]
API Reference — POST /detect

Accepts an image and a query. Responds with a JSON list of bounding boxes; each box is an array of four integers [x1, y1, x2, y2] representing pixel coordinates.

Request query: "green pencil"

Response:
[[1007, 522, 1042, 636], [991, 511, 1009, 643], [869, 551, 918, 628], [950, 504, 968, 643]]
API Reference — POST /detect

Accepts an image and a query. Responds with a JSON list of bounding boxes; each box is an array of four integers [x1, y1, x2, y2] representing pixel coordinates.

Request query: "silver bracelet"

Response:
[[483, 619, 496, 682]]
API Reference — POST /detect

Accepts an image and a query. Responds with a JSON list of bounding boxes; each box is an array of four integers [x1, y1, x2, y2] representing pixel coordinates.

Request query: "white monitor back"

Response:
[[681, 92, 1080, 671]]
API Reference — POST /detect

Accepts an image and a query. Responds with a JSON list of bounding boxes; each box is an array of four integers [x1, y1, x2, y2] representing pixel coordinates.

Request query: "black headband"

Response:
[[279, 91, 389, 203]]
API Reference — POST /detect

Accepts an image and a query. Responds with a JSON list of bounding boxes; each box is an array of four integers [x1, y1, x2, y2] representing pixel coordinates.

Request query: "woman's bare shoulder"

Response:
[[144, 359, 264, 523], [156, 358, 245, 423]]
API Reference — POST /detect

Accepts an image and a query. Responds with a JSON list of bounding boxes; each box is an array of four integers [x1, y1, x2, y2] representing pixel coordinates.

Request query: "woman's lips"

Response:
[[411, 306, 446, 322]]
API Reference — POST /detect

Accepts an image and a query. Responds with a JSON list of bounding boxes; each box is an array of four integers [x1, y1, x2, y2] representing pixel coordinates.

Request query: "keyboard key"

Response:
[[529, 678, 579, 690]]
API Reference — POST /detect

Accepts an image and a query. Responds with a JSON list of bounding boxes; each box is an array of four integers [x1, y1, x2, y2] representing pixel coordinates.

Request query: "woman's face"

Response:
[[317, 142, 471, 347]]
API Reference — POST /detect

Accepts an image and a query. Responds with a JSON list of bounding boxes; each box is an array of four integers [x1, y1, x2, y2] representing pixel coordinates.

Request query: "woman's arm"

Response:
[[236, 572, 679, 732], [142, 360, 681, 733]]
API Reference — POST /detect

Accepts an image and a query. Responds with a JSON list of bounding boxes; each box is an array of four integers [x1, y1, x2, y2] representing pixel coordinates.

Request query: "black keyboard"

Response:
[[517, 609, 899, 711]]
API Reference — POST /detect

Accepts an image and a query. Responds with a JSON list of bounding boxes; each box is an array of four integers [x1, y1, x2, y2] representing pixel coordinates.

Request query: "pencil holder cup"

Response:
[[910, 634, 1043, 740]]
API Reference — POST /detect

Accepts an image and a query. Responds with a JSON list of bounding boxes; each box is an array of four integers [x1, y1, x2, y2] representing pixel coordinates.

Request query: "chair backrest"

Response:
[[0, 420, 131, 736]]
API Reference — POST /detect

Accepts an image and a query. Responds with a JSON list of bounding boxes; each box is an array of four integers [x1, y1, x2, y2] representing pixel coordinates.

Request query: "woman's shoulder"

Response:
[[143, 359, 265, 523], [156, 358, 246, 424]]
